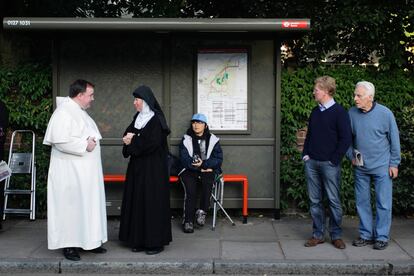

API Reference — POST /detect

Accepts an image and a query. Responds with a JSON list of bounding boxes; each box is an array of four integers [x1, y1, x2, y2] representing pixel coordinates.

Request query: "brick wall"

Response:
[[296, 127, 307, 152]]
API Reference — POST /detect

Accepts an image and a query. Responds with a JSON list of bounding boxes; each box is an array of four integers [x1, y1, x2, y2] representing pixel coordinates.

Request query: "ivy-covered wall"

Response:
[[1, 64, 413, 217], [281, 66, 414, 215], [0, 64, 52, 216]]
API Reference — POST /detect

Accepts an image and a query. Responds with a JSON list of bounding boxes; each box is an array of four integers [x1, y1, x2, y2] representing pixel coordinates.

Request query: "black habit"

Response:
[[119, 87, 172, 249]]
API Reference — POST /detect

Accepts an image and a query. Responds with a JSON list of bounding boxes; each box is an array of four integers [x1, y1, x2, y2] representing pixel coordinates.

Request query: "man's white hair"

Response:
[[356, 81, 375, 98]]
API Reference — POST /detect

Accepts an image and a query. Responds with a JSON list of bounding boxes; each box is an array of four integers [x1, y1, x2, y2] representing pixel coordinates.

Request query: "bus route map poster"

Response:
[[197, 48, 248, 131]]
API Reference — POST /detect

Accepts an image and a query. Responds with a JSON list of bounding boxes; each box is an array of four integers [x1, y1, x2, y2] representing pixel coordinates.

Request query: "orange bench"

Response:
[[103, 174, 248, 223]]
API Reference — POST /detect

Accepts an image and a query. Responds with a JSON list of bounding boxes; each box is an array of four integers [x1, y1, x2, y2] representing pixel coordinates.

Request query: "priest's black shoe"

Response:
[[63, 247, 81, 261], [89, 246, 107, 254], [145, 246, 164, 255], [131, 247, 145, 252]]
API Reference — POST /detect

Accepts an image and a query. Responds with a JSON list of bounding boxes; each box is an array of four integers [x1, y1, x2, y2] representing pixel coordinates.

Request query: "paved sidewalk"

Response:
[[0, 215, 413, 275]]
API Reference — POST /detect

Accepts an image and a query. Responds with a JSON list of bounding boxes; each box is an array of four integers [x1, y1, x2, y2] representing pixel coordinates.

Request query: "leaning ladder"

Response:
[[3, 130, 36, 220]]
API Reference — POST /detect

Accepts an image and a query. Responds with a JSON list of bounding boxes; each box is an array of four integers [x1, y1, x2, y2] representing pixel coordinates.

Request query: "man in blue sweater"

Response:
[[302, 76, 352, 249], [347, 81, 401, 250]]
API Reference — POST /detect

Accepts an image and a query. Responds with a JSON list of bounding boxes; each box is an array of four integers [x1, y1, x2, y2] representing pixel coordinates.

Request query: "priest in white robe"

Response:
[[43, 79, 107, 261]]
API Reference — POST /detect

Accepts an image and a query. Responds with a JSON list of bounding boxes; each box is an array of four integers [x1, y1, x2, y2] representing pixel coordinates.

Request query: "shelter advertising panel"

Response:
[[196, 48, 249, 132]]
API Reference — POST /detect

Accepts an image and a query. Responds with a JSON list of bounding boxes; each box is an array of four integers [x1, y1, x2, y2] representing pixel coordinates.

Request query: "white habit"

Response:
[[43, 97, 107, 250]]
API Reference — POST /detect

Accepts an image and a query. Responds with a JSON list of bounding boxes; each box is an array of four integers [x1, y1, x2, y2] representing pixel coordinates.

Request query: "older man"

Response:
[[302, 76, 352, 249], [348, 81, 401, 250], [44, 79, 108, 261]]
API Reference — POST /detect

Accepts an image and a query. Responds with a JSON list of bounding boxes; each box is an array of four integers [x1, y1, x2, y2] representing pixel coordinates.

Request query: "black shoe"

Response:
[[131, 247, 145, 252], [373, 240, 388, 250], [89, 246, 107, 254], [145, 246, 164, 255], [63, 247, 81, 261], [183, 222, 194, 233], [352, 237, 374, 247]]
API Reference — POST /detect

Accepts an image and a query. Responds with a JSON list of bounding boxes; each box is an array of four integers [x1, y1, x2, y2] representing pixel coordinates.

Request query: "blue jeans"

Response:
[[354, 168, 393, 242], [305, 159, 342, 240]]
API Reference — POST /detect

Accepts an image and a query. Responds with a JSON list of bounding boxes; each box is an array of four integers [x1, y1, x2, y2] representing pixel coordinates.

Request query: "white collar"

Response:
[[134, 100, 154, 129]]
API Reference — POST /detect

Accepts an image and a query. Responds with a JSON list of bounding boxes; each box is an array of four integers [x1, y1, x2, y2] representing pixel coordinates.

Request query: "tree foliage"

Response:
[[0, 64, 52, 217], [1, 0, 412, 70], [179, 0, 413, 71], [396, 103, 414, 214]]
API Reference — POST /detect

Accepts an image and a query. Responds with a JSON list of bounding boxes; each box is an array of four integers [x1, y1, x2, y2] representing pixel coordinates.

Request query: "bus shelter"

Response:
[[3, 17, 310, 218]]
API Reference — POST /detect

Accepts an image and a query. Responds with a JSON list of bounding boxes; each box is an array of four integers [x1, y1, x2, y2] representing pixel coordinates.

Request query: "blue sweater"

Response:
[[303, 103, 352, 165], [347, 103, 401, 174]]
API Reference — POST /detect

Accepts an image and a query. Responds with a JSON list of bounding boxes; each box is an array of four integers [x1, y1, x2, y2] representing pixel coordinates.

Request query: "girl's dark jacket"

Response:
[[179, 132, 223, 175]]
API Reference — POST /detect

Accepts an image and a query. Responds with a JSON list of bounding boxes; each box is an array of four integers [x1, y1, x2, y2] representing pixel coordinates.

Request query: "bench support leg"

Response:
[[274, 208, 280, 220]]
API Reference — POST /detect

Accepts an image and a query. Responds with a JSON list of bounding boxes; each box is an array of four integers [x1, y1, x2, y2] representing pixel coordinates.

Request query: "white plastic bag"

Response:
[[0, 161, 12, 182]]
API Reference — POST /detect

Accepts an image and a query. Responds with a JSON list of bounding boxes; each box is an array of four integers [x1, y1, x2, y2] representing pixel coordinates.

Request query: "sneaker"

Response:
[[183, 222, 194, 233], [373, 240, 388, 250], [196, 209, 206, 226], [352, 237, 374, 247]]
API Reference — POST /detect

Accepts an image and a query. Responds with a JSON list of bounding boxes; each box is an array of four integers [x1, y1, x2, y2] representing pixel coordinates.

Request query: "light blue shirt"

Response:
[[318, 98, 335, 111], [346, 103, 401, 174]]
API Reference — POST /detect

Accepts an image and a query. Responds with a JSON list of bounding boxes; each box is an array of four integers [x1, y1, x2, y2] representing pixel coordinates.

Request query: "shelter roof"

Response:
[[3, 17, 310, 32]]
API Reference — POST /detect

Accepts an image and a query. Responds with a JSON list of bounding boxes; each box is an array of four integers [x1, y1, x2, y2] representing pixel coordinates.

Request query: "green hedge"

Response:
[[2, 64, 413, 216], [281, 66, 414, 215], [0, 64, 52, 217]]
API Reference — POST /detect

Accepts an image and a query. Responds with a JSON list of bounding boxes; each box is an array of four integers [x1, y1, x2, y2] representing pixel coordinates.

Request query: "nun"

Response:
[[119, 85, 172, 255]]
